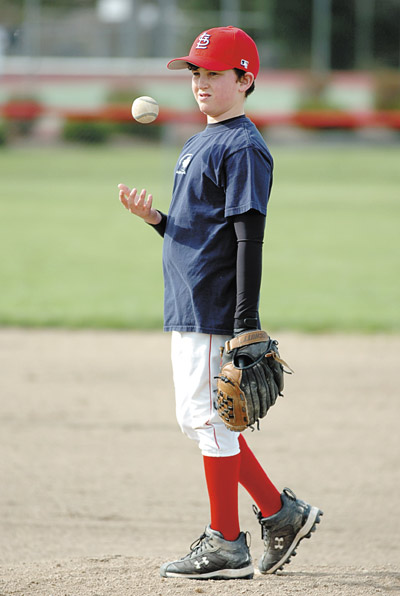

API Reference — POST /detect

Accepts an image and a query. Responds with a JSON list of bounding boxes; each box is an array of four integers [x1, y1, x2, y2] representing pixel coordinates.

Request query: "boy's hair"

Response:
[[187, 63, 255, 97]]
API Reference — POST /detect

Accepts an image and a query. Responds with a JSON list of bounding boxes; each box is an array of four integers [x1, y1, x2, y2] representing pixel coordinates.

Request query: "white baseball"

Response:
[[131, 96, 159, 124]]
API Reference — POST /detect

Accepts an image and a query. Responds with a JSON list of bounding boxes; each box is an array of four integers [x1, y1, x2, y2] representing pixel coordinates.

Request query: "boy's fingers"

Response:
[[119, 185, 154, 217], [119, 190, 128, 207], [118, 183, 131, 195], [127, 188, 138, 208], [134, 189, 147, 206]]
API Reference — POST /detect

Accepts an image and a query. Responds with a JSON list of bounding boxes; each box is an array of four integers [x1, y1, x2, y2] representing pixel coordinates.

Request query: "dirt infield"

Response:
[[0, 329, 399, 595]]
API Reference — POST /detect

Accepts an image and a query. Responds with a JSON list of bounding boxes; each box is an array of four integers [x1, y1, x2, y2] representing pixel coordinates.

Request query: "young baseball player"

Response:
[[118, 26, 322, 580]]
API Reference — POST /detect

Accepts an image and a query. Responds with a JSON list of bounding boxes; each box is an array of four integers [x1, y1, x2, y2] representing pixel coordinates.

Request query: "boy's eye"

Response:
[[192, 71, 219, 77]]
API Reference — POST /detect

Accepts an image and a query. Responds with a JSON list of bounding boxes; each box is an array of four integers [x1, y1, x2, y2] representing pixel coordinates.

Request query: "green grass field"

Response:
[[1, 142, 399, 332]]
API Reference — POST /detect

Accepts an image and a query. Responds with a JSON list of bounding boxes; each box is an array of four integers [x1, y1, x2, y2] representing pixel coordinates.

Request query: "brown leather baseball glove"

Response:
[[216, 330, 291, 432]]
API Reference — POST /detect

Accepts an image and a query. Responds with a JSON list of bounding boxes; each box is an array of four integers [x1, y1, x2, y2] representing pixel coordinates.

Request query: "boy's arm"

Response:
[[232, 209, 266, 333]]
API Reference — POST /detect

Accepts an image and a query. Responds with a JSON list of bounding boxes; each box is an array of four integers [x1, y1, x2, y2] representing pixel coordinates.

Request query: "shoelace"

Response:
[[252, 505, 266, 539], [188, 532, 211, 557]]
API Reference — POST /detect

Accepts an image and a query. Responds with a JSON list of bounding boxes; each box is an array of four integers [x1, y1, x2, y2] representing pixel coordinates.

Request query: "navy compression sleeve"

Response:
[[232, 209, 266, 329]]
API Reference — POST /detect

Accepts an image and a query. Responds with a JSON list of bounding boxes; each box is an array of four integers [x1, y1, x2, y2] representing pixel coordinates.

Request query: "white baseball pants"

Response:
[[171, 331, 241, 457]]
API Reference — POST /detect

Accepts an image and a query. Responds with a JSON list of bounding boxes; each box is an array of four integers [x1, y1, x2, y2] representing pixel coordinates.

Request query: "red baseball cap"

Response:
[[167, 26, 260, 79]]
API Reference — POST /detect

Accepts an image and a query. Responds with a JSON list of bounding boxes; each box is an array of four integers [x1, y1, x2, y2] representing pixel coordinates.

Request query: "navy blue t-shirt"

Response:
[[163, 115, 273, 335]]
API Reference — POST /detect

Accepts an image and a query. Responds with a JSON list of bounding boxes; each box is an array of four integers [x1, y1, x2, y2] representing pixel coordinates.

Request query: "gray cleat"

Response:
[[254, 487, 323, 574], [160, 525, 254, 580]]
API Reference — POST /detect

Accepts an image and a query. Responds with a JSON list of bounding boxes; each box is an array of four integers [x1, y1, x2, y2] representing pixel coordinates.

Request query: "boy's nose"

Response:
[[198, 76, 209, 88]]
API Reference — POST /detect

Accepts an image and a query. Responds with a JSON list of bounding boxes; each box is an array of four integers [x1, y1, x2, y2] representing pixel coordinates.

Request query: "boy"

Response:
[[118, 26, 322, 580]]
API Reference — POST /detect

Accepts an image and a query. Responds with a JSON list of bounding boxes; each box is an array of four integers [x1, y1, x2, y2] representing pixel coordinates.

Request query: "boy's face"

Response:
[[190, 67, 253, 124]]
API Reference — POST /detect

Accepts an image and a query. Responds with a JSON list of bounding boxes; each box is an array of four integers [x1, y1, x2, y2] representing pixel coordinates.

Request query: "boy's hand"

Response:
[[118, 184, 161, 226]]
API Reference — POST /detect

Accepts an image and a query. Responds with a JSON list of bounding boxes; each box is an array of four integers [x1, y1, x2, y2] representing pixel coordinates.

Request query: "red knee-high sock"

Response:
[[203, 454, 241, 541], [238, 434, 282, 518]]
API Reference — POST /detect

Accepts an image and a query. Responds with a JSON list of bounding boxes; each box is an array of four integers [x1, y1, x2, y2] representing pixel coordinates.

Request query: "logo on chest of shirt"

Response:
[[176, 153, 193, 175]]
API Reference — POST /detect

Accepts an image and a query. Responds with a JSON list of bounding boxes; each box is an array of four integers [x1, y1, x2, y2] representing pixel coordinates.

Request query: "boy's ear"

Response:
[[239, 72, 255, 93]]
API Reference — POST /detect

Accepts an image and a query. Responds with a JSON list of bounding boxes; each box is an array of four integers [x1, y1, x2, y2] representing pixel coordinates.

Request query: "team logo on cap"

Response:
[[196, 33, 211, 49], [240, 59, 249, 69]]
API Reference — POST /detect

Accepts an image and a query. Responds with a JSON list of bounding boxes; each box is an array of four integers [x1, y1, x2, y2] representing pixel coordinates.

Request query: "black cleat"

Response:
[[160, 525, 254, 580], [254, 487, 323, 574]]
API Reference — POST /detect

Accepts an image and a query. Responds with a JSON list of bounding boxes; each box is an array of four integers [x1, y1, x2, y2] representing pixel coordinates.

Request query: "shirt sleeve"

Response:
[[224, 148, 273, 218], [232, 209, 266, 329]]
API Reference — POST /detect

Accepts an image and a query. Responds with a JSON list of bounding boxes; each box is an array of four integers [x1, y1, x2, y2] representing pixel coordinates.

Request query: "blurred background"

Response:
[[0, 0, 399, 331], [1, 0, 400, 144]]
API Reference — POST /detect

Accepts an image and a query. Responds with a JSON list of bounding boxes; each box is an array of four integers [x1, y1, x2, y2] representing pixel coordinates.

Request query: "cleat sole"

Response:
[[161, 564, 254, 580]]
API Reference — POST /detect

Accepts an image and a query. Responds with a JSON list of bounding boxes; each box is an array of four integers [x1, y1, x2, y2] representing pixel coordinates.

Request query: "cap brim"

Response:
[[167, 57, 192, 70], [167, 56, 235, 72]]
